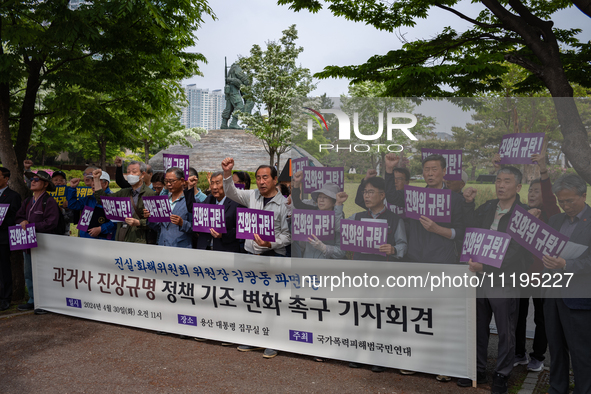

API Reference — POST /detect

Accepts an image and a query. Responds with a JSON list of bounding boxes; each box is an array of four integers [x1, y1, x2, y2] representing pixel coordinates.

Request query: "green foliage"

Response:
[[237, 25, 316, 165]]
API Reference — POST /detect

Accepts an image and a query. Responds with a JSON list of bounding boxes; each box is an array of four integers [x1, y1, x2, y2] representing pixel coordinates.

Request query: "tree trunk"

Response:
[[144, 139, 150, 164], [98, 138, 107, 170], [276, 153, 281, 173], [14, 60, 43, 167]]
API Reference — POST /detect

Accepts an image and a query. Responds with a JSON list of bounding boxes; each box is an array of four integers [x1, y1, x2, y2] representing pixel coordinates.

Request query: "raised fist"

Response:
[[336, 191, 348, 206], [114, 156, 123, 167], [528, 208, 541, 219], [23, 159, 33, 170], [385, 153, 400, 173], [492, 153, 501, 170], [92, 169, 102, 179], [187, 175, 198, 189], [293, 171, 303, 188], [221, 157, 235, 173], [463, 187, 477, 203], [69, 178, 81, 188], [365, 169, 377, 180]]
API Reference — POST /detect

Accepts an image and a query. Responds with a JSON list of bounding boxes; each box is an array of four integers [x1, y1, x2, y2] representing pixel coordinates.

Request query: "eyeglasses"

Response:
[[30, 178, 42, 183], [164, 178, 181, 185]]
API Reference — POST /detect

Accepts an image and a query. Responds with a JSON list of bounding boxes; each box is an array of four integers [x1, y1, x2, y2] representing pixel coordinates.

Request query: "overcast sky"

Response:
[[183, 1, 590, 133]]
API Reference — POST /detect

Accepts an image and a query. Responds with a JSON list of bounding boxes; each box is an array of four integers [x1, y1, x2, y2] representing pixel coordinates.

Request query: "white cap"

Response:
[[100, 171, 110, 182]]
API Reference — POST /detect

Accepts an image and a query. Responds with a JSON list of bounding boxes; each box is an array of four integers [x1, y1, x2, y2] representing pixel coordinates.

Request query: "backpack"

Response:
[[25, 193, 67, 235]]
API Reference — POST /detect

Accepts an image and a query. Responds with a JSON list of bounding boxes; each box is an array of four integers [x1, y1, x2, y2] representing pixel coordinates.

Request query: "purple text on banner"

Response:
[[236, 208, 275, 242], [460, 228, 511, 268], [292, 157, 308, 176], [163, 154, 190, 180], [385, 200, 405, 218], [0, 204, 9, 226], [234, 183, 245, 190], [404, 185, 451, 223], [8, 224, 37, 251], [77, 206, 94, 232], [289, 329, 313, 344], [302, 166, 345, 194], [143, 196, 172, 223], [498, 133, 545, 164], [421, 149, 463, 181], [506, 205, 569, 260], [292, 209, 335, 242], [340, 219, 388, 256], [178, 314, 197, 326], [192, 203, 227, 233], [101, 197, 133, 222]]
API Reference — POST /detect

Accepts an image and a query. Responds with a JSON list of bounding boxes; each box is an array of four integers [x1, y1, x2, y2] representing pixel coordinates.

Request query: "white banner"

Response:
[[32, 234, 476, 379]]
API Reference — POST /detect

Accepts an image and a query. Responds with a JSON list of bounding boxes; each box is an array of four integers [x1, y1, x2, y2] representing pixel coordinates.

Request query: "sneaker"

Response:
[[34, 309, 47, 315], [348, 362, 361, 368], [371, 366, 386, 373], [263, 348, 278, 358], [491, 373, 508, 394], [513, 354, 528, 366], [193, 337, 207, 342], [527, 357, 544, 372], [0, 300, 10, 311], [436, 375, 451, 382], [457, 371, 487, 387], [237, 345, 264, 352], [221, 342, 234, 346], [17, 303, 34, 311], [400, 370, 416, 375]]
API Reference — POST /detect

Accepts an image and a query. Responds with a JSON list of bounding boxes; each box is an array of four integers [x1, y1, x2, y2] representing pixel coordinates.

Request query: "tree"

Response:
[[278, 0, 591, 184], [237, 24, 316, 168], [1, 0, 213, 195]]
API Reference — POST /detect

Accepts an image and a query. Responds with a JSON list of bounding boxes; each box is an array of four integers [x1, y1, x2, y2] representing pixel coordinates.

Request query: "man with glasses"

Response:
[[543, 174, 591, 394], [144, 168, 192, 248], [15, 171, 60, 313], [0, 167, 22, 311], [196, 171, 243, 252], [93, 161, 156, 243], [67, 168, 115, 240]]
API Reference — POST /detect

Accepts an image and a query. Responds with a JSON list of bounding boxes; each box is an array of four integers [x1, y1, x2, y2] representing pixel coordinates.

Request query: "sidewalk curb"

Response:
[[517, 366, 550, 394]]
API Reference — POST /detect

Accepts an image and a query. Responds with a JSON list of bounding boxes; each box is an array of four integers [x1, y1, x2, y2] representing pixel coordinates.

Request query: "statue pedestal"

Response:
[[149, 129, 271, 172]]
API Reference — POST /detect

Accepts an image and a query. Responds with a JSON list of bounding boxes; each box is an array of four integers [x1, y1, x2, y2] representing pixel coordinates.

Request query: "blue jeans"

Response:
[[23, 252, 33, 304]]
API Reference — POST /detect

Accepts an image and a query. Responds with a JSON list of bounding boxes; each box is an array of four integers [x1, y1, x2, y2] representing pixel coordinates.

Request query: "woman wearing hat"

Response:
[[291, 171, 346, 260]]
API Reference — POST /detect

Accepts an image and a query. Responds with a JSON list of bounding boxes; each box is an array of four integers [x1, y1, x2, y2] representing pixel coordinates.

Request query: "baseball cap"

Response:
[[100, 171, 111, 182]]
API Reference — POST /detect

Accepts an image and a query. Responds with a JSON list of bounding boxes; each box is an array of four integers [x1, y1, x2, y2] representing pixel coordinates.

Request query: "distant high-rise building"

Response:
[[208, 90, 226, 130], [180, 85, 226, 130]]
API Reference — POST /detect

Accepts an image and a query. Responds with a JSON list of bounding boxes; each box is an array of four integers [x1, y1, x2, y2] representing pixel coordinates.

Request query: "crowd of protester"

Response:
[[0, 148, 589, 394]]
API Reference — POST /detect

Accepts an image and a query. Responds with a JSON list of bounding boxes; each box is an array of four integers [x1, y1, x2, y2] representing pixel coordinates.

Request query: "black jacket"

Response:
[[463, 194, 532, 283], [0, 187, 22, 245], [384, 172, 465, 264], [195, 195, 244, 253]]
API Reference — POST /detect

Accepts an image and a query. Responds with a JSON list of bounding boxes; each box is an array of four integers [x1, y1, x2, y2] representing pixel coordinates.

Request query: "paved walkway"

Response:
[[0, 311, 550, 393]]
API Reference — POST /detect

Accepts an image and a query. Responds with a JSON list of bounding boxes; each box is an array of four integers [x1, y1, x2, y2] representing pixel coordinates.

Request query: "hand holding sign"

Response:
[[379, 244, 396, 255], [125, 217, 140, 227], [20, 220, 29, 230], [210, 228, 222, 239], [88, 227, 101, 237], [170, 215, 183, 227], [254, 233, 272, 248], [542, 255, 566, 270], [468, 258, 484, 273]]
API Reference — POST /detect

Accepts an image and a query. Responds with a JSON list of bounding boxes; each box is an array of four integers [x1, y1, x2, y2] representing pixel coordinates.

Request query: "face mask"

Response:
[[127, 175, 140, 185]]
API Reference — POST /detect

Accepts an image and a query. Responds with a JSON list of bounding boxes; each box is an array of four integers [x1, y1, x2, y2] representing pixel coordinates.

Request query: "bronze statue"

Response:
[[221, 58, 253, 129]]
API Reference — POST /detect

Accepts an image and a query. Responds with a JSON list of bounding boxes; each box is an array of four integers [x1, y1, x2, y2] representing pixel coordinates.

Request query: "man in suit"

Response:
[[543, 174, 591, 394], [196, 171, 243, 253], [0, 167, 22, 311]]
